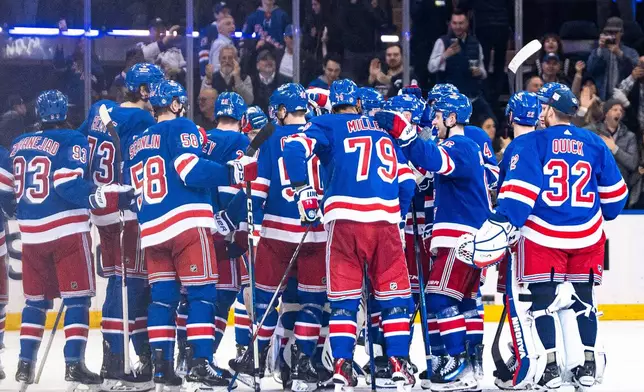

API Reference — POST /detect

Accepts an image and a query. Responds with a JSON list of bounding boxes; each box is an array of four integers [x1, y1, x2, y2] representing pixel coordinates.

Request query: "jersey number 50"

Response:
[[130, 156, 168, 209]]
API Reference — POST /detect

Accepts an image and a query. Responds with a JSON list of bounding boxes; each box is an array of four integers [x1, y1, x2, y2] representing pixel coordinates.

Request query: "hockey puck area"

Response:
[[0, 321, 639, 391]]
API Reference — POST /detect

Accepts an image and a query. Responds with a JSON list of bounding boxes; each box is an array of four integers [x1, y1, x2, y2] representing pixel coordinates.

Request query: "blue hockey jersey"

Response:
[[283, 114, 416, 225], [11, 130, 95, 244], [464, 125, 500, 188], [0, 147, 15, 256], [202, 129, 249, 212], [496, 124, 628, 249], [400, 134, 491, 251], [251, 124, 327, 243], [128, 117, 229, 248]]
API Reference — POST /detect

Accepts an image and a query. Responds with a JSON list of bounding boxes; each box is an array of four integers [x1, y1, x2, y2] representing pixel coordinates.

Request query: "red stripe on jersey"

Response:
[[382, 320, 410, 334], [148, 327, 175, 340], [234, 315, 250, 327], [398, 166, 413, 176], [19, 214, 89, 233], [258, 326, 275, 338], [263, 219, 326, 233], [65, 326, 89, 338], [134, 318, 147, 330], [499, 183, 539, 201], [187, 325, 215, 338], [325, 201, 400, 214], [599, 183, 628, 199], [329, 323, 357, 336], [427, 320, 439, 333], [465, 319, 484, 332], [176, 155, 197, 176], [53, 170, 82, 181], [437, 316, 466, 332], [294, 323, 321, 337], [524, 215, 603, 239], [0, 174, 12, 188], [215, 318, 227, 332], [141, 210, 214, 237]]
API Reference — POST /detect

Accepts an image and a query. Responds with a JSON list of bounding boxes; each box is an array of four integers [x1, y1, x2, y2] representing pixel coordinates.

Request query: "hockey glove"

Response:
[[412, 165, 434, 192], [228, 156, 258, 184], [241, 106, 268, 134], [89, 184, 134, 210], [293, 184, 319, 224], [455, 212, 518, 269], [214, 210, 236, 236], [374, 110, 417, 147], [307, 90, 330, 110], [401, 84, 423, 100]]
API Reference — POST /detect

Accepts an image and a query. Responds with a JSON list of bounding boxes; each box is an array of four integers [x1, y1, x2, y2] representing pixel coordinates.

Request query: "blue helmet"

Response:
[[506, 91, 541, 126], [433, 93, 472, 124], [125, 63, 165, 93], [383, 94, 424, 124], [419, 104, 435, 128], [215, 92, 247, 121], [269, 83, 308, 115], [427, 83, 459, 102], [545, 88, 580, 116], [535, 82, 569, 103], [330, 79, 359, 108], [149, 80, 187, 108], [357, 87, 384, 113], [36, 90, 68, 123]]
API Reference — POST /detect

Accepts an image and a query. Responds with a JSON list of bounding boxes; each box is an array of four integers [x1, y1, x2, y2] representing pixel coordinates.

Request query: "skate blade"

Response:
[[292, 379, 318, 391], [101, 379, 155, 391], [233, 373, 254, 389], [67, 381, 103, 392], [429, 379, 478, 392], [420, 379, 431, 390], [19, 381, 31, 392], [395, 382, 412, 392], [333, 385, 353, 392], [156, 384, 181, 392], [185, 382, 234, 392]]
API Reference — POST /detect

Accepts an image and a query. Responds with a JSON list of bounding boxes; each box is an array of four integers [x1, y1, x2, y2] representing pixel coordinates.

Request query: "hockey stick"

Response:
[[228, 225, 312, 391], [99, 103, 131, 374], [35, 303, 64, 383], [363, 263, 377, 392], [507, 39, 542, 95], [411, 203, 432, 378], [491, 304, 512, 381]]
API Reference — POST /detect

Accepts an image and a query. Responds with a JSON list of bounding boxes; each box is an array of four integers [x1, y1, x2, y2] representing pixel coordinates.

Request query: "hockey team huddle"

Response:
[[0, 61, 628, 392]]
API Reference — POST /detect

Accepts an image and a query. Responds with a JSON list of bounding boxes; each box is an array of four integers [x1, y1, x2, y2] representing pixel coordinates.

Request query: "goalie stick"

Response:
[[98, 103, 131, 374], [507, 39, 542, 95]]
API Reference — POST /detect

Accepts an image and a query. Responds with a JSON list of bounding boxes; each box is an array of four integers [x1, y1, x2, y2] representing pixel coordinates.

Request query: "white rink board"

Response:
[[0, 322, 641, 391]]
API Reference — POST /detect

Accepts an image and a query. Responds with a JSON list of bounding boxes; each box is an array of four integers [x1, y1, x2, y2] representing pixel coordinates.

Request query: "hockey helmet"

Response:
[[545, 88, 579, 116], [357, 87, 384, 114], [506, 91, 541, 127], [149, 80, 187, 108], [383, 94, 424, 124], [433, 93, 472, 124], [215, 92, 247, 121], [269, 83, 308, 114], [330, 79, 359, 109], [36, 90, 68, 123], [535, 82, 569, 103], [125, 63, 165, 93], [427, 83, 459, 102]]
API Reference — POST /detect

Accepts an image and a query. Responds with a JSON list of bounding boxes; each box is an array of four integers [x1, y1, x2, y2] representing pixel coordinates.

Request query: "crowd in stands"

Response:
[[2, 0, 644, 206]]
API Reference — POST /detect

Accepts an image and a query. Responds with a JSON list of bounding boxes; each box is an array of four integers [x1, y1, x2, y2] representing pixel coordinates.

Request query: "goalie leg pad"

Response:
[[427, 294, 466, 356], [380, 305, 410, 358], [329, 304, 359, 360]]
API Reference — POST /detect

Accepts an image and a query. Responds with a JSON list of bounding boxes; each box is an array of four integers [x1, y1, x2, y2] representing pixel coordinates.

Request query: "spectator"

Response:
[[194, 87, 219, 130], [410, 0, 452, 90], [109, 48, 145, 103], [597, 0, 635, 32], [613, 56, 644, 138], [585, 100, 639, 181], [302, 0, 338, 62], [203, 44, 254, 104], [628, 133, 644, 208], [251, 49, 291, 112], [0, 95, 27, 149], [534, 33, 571, 79], [368, 44, 417, 98], [209, 15, 236, 73], [278, 25, 295, 80], [524, 75, 544, 93], [308, 54, 342, 89], [243, 0, 290, 49], [138, 18, 185, 73], [339, 0, 388, 84], [540, 53, 570, 85], [199, 2, 232, 79], [586, 17, 639, 101], [572, 76, 603, 127], [428, 9, 494, 122], [476, 116, 507, 162]]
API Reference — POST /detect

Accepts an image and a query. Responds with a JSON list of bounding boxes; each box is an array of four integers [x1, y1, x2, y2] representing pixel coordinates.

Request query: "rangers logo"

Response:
[[510, 154, 519, 170], [190, 264, 198, 272], [389, 282, 398, 290]]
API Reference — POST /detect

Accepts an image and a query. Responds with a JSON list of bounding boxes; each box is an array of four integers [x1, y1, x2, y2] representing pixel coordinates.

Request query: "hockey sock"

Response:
[[101, 275, 125, 354], [370, 297, 385, 349], [214, 290, 237, 352], [312, 305, 330, 366], [329, 300, 359, 360], [572, 283, 598, 349], [175, 296, 188, 350], [233, 294, 251, 347], [427, 312, 447, 356], [256, 287, 280, 351], [185, 285, 217, 360], [148, 281, 180, 361], [460, 297, 484, 348], [427, 294, 466, 356], [381, 305, 410, 358], [128, 278, 149, 356], [63, 297, 90, 363], [0, 304, 6, 347], [530, 283, 557, 351], [294, 290, 325, 356], [19, 300, 51, 362]]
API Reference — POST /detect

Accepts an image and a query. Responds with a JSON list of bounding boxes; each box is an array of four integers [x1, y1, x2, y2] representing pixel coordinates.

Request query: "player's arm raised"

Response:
[[596, 143, 629, 220]]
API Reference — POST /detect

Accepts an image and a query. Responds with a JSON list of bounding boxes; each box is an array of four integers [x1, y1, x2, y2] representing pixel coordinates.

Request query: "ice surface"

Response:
[[1, 321, 641, 391]]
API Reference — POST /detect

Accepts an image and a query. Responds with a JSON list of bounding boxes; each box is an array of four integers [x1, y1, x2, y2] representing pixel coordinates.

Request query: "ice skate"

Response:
[[16, 359, 35, 392], [363, 356, 395, 389], [152, 349, 183, 392], [228, 344, 268, 388], [419, 355, 449, 390], [99, 340, 123, 391], [64, 361, 102, 392], [572, 351, 596, 390], [428, 353, 477, 392], [389, 356, 415, 392], [493, 344, 519, 390], [314, 362, 333, 389], [291, 344, 319, 391], [535, 360, 562, 390], [185, 358, 234, 391], [332, 358, 357, 392]]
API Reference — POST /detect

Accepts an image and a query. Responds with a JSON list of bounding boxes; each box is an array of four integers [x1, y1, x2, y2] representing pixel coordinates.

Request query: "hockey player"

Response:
[[357, 87, 384, 117], [464, 87, 627, 390], [77, 63, 164, 391], [375, 92, 491, 391], [283, 79, 417, 390], [129, 80, 254, 391], [12, 90, 133, 391], [0, 145, 15, 382]]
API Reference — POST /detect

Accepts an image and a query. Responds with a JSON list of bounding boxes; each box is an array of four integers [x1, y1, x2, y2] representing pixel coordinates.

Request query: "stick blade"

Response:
[[98, 104, 112, 127], [508, 39, 542, 74]]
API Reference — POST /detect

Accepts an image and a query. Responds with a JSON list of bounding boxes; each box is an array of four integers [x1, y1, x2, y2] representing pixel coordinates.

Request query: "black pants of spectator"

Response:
[[343, 49, 376, 86], [476, 26, 509, 108], [471, 94, 496, 125], [597, 0, 635, 30]]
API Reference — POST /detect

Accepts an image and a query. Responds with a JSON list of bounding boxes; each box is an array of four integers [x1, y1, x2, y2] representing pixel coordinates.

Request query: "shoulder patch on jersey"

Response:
[[302, 122, 312, 132], [510, 154, 519, 170], [440, 140, 455, 148]]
